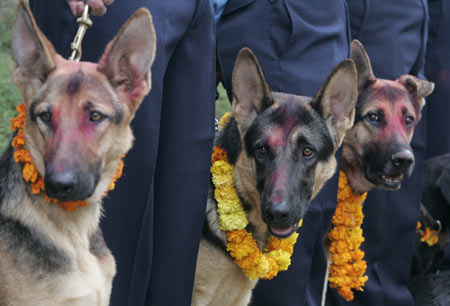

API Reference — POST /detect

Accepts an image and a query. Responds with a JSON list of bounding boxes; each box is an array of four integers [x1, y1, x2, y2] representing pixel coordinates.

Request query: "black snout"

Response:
[[45, 171, 77, 199], [392, 150, 414, 173], [45, 166, 98, 201], [264, 202, 290, 224]]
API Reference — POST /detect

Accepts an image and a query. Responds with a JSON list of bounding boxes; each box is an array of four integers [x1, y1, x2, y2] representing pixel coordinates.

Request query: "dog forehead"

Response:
[[270, 92, 314, 126], [359, 79, 416, 114], [256, 94, 330, 148], [34, 64, 116, 107]]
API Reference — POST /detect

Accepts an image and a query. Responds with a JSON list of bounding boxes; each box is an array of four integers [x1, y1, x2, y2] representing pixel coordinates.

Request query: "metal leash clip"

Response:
[[69, 4, 93, 62]]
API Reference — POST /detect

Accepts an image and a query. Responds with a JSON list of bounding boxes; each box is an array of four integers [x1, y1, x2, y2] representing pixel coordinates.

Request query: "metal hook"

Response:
[[69, 4, 93, 62]]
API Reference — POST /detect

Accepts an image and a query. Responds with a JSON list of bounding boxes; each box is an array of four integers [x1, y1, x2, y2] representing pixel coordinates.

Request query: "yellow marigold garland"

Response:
[[10, 103, 124, 212], [416, 221, 439, 247], [328, 171, 368, 301], [211, 112, 302, 281]]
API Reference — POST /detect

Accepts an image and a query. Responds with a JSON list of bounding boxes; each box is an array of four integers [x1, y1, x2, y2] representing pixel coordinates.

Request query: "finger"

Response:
[[67, 0, 84, 17], [86, 0, 107, 16], [103, 0, 114, 6]]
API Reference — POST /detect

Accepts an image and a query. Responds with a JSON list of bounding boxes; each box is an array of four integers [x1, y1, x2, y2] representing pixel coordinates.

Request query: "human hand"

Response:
[[67, 0, 114, 17]]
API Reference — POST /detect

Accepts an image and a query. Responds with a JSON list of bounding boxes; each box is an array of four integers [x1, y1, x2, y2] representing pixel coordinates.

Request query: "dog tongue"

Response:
[[270, 225, 294, 236]]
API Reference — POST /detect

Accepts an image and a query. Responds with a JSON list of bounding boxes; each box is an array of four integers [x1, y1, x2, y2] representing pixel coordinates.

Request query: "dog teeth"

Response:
[[380, 174, 403, 184]]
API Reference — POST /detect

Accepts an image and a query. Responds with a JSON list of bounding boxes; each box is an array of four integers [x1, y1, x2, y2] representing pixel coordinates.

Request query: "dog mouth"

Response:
[[369, 173, 404, 190], [268, 224, 297, 238]]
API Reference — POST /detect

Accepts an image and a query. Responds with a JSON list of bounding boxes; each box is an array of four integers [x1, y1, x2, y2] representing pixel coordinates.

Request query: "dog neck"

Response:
[[342, 144, 375, 194]]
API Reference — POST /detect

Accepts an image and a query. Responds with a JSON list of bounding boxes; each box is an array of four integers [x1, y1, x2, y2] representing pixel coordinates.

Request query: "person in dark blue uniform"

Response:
[[216, 1, 351, 305], [326, 1, 429, 305], [29, 1, 215, 305], [408, 0, 450, 304], [217, 1, 433, 306]]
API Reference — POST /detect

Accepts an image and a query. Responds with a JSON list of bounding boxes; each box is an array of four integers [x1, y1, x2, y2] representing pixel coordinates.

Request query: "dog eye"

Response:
[[405, 116, 414, 126], [256, 145, 269, 157], [38, 111, 52, 123], [89, 111, 104, 122], [302, 147, 315, 158], [366, 113, 379, 122]]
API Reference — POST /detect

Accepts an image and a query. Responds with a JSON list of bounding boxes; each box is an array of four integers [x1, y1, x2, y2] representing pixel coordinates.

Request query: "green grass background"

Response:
[[0, 0, 230, 153], [0, 0, 21, 152]]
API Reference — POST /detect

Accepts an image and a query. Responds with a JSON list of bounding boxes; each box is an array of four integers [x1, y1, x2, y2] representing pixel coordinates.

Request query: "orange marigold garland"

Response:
[[10, 103, 124, 212], [416, 221, 439, 247], [328, 171, 368, 301], [211, 112, 303, 281]]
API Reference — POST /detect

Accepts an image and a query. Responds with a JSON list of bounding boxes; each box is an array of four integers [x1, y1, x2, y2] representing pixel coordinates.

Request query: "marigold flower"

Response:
[[31, 177, 45, 194], [211, 146, 228, 164], [420, 228, 439, 246], [23, 162, 38, 183], [262, 256, 279, 280], [13, 149, 33, 163], [266, 249, 291, 271], [218, 112, 232, 130], [328, 171, 368, 301]]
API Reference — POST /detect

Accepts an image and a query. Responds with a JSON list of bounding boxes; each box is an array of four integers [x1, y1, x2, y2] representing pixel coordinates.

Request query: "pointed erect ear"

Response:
[[351, 40, 376, 91], [398, 74, 434, 110], [311, 59, 358, 148], [98, 8, 156, 116], [13, 0, 57, 102], [231, 48, 273, 135]]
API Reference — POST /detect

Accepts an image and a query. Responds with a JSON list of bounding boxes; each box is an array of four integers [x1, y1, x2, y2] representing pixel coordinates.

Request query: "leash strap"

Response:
[[69, 4, 92, 62]]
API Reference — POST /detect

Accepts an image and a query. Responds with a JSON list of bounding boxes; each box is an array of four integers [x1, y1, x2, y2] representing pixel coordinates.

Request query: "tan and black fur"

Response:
[[0, 2, 156, 305], [343, 40, 434, 193], [321, 40, 434, 304], [193, 48, 358, 306]]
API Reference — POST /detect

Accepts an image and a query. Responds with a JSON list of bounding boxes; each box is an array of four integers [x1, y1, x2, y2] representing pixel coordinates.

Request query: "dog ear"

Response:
[[351, 40, 376, 91], [231, 48, 273, 135], [435, 167, 450, 206], [311, 59, 358, 148], [398, 75, 434, 110], [98, 8, 156, 116], [13, 0, 57, 103]]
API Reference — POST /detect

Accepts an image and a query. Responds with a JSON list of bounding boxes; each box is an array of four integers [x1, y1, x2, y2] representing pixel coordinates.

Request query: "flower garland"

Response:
[[211, 113, 303, 281], [10, 103, 124, 212], [328, 170, 368, 301], [416, 221, 439, 247]]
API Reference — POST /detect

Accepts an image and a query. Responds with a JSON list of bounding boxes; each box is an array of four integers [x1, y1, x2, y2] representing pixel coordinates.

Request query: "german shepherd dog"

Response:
[[192, 48, 358, 306], [0, 2, 155, 305], [321, 40, 434, 304], [342, 40, 434, 193]]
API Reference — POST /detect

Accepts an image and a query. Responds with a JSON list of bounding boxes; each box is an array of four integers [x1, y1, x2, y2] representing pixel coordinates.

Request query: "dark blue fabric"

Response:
[[326, 1, 429, 305], [29, 1, 215, 305], [425, 0, 450, 271], [217, 1, 350, 305]]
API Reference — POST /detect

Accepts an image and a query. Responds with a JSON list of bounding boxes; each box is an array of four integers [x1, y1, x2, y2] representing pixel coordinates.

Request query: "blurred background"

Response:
[[0, 0, 21, 152]]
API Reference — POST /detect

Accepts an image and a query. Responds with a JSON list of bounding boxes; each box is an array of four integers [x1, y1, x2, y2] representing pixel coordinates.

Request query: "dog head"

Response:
[[12, 1, 156, 202], [343, 40, 434, 193], [227, 48, 357, 238]]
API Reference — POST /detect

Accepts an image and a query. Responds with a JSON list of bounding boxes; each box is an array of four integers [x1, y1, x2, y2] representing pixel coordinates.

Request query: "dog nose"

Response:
[[264, 202, 290, 223], [392, 150, 414, 170], [45, 171, 77, 198]]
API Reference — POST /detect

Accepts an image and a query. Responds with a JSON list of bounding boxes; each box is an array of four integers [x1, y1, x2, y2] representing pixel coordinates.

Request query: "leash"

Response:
[[69, 4, 92, 62]]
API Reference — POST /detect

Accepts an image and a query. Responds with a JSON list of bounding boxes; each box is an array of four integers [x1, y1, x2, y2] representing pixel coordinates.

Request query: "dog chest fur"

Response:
[[0, 147, 115, 306]]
